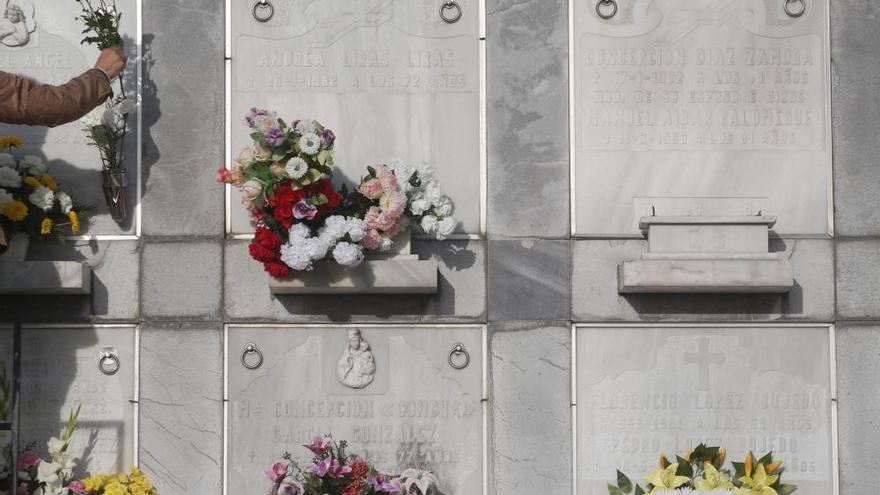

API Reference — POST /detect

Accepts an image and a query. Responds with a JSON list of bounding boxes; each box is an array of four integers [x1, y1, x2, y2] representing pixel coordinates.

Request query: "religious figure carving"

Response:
[[0, 1, 35, 47], [336, 329, 376, 389]]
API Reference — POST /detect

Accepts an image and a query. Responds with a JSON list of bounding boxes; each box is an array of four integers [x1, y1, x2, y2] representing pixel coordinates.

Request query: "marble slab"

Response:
[[227, 325, 484, 495], [576, 324, 835, 495], [229, 0, 481, 235], [0, 325, 136, 477], [572, 0, 832, 236], [269, 259, 438, 295], [0, 1, 140, 236], [0, 261, 91, 295]]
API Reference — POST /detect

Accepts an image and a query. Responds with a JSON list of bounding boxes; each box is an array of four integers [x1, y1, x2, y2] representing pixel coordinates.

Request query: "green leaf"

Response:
[[758, 452, 773, 465], [776, 484, 798, 495], [367, 166, 377, 178], [634, 485, 645, 495], [616, 471, 633, 493], [607, 484, 624, 495], [732, 461, 745, 478], [676, 456, 694, 478]]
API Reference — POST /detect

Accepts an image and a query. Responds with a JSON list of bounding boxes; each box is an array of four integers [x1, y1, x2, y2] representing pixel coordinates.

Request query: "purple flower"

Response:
[[368, 474, 401, 494], [303, 435, 332, 455], [244, 107, 269, 127], [265, 462, 289, 483], [264, 128, 286, 147], [307, 456, 352, 479], [293, 200, 318, 220], [276, 479, 304, 495], [321, 128, 336, 148]]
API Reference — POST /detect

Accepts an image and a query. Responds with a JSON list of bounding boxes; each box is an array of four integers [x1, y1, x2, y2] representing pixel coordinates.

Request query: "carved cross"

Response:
[[682, 336, 725, 391]]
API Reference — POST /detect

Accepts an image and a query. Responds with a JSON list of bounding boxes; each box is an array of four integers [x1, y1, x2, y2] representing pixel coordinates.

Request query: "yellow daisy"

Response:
[[23, 176, 42, 189], [69, 211, 81, 234], [41, 174, 58, 191], [0, 135, 23, 150], [2, 200, 28, 221], [41, 217, 53, 235]]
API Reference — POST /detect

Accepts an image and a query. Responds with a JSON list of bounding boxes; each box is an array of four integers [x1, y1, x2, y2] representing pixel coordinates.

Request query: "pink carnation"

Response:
[[359, 179, 384, 200], [377, 166, 399, 193], [379, 191, 407, 217], [362, 229, 382, 250]]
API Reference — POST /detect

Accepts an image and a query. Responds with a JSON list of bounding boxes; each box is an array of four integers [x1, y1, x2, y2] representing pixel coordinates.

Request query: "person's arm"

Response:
[[0, 47, 127, 127]]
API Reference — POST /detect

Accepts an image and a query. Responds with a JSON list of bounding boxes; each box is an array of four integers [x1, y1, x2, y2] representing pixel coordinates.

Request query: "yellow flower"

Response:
[[766, 459, 783, 474], [695, 462, 735, 492], [645, 463, 691, 492], [738, 464, 780, 495], [0, 135, 23, 150], [41, 174, 58, 191], [69, 211, 81, 234], [41, 217, 53, 235], [2, 200, 28, 221], [23, 176, 42, 189]]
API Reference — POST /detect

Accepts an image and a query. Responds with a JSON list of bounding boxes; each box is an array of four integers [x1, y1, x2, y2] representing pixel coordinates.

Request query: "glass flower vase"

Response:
[[102, 169, 129, 223]]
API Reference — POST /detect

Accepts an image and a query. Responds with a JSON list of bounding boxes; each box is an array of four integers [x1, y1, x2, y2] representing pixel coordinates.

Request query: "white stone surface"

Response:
[[0, 1, 140, 235], [0, 261, 91, 295], [643, 216, 775, 255], [269, 259, 438, 295], [227, 325, 484, 495], [576, 324, 835, 495], [228, 0, 482, 234], [0, 325, 136, 476], [619, 256, 794, 294], [572, 0, 832, 235]]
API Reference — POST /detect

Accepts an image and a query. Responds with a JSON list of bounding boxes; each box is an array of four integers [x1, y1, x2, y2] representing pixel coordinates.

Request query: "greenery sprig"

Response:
[[74, 0, 124, 51]]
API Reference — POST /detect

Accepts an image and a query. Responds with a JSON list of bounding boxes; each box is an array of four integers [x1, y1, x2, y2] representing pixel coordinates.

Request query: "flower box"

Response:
[[0, 261, 92, 295]]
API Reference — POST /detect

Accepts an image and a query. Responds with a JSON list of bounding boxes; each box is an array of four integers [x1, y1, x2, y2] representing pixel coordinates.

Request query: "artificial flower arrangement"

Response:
[[264, 435, 439, 495], [75, 0, 135, 223], [220, 109, 457, 278], [606, 444, 797, 495], [0, 136, 87, 248], [0, 405, 158, 495]]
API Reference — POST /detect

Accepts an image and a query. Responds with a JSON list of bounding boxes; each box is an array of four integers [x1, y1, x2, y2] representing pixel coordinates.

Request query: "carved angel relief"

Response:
[[0, 0, 36, 47], [336, 328, 376, 389]]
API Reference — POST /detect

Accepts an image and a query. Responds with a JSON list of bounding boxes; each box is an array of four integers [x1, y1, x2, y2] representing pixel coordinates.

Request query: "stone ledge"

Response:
[[269, 259, 438, 295], [0, 262, 92, 295], [618, 257, 794, 294]]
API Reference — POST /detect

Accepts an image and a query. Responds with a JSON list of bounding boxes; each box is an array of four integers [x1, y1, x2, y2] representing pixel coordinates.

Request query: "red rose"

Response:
[[263, 261, 290, 278], [254, 227, 283, 250], [268, 181, 308, 229], [249, 242, 279, 263]]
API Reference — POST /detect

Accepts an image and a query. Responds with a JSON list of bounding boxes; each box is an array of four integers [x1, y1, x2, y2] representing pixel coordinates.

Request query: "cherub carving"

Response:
[[0, 0, 36, 47]]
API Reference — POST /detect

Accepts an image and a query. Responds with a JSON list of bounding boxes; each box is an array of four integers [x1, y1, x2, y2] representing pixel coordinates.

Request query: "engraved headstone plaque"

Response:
[[227, 325, 484, 494], [229, 0, 481, 235], [576, 324, 835, 495], [0, 325, 136, 475], [573, 0, 831, 235], [0, 1, 140, 236]]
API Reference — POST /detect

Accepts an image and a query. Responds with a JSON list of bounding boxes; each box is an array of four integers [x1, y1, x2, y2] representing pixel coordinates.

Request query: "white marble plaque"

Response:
[[573, 0, 831, 236], [0, 325, 136, 477], [0, 1, 140, 236], [227, 325, 484, 494], [229, 0, 481, 235], [575, 324, 834, 495]]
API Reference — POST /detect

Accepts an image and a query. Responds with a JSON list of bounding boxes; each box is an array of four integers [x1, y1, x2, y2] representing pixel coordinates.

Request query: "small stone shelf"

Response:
[[618, 216, 794, 295], [269, 258, 438, 295], [0, 261, 92, 295]]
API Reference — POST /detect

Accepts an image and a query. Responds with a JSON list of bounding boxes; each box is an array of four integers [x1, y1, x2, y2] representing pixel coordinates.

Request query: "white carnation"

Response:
[[80, 105, 105, 128], [0, 167, 21, 188], [436, 217, 457, 240], [379, 236, 394, 252], [280, 242, 313, 271], [29, 186, 54, 212], [289, 223, 311, 239], [114, 98, 137, 116], [420, 214, 438, 234], [21, 155, 47, 177], [415, 163, 436, 180], [0, 153, 15, 168], [435, 196, 454, 216], [332, 242, 364, 267], [285, 157, 309, 179], [56, 191, 73, 215], [295, 119, 317, 134], [304, 237, 329, 261], [298, 133, 322, 155], [424, 182, 444, 205], [409, 198, 430, 216], [0, 188, 13, 210], [346, 218, 368, 242]]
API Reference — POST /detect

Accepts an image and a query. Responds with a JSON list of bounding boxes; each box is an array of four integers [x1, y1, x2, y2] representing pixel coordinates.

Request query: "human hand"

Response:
[[94, 46, 127, 79]]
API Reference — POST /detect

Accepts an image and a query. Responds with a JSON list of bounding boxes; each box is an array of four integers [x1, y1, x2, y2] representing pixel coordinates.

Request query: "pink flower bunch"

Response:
[[358, 166, 407, 251]]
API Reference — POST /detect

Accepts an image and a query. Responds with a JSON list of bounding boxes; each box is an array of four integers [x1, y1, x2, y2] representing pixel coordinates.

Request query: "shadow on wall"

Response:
[[621, 238, 804, 319]]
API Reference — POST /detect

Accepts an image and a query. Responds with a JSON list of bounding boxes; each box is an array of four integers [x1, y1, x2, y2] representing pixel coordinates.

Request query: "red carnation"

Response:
[[349, 457, 370, 479], [342, 481, 363, 495], [268, 181, 308, 229], [263, 261, 290, 278], [254, 227, 283, 250], [249, 242, 280, 263], [313, 178, 342, 218]]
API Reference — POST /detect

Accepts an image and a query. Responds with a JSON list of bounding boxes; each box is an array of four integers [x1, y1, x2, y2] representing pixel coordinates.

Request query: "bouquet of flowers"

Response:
[[220, 109, 457, 278], [264, 435, 439, 495], [607, 444, 797, 495], [0, 136, 87, 248], [0, 405, 158, 495], [75, 0, 134, 223]]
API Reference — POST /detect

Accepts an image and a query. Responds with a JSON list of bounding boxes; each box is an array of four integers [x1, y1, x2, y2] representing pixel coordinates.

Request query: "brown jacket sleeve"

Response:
[[0, 69, 113, 127]]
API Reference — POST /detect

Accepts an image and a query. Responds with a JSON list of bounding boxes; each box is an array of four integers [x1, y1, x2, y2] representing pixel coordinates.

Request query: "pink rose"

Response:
[[359, 179, 384, 200], [379, 191, 406, 217], [378, 167, 399, 193], [18, 450, 40, 471]]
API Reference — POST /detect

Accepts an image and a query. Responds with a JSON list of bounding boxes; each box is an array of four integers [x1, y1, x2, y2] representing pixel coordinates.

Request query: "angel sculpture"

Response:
[[0, 1, 36, 47]]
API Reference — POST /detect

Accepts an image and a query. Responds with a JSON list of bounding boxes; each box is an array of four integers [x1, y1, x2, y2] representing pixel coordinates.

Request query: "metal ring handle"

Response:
[[596, 0, 618, 20], [440, 1, 462, 24], [448, 344, 470, 370], [784, 0, 806, 18], [98, 349, 120, 376], [241, 342, 264, 370], [253, 0, 274, 23]]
